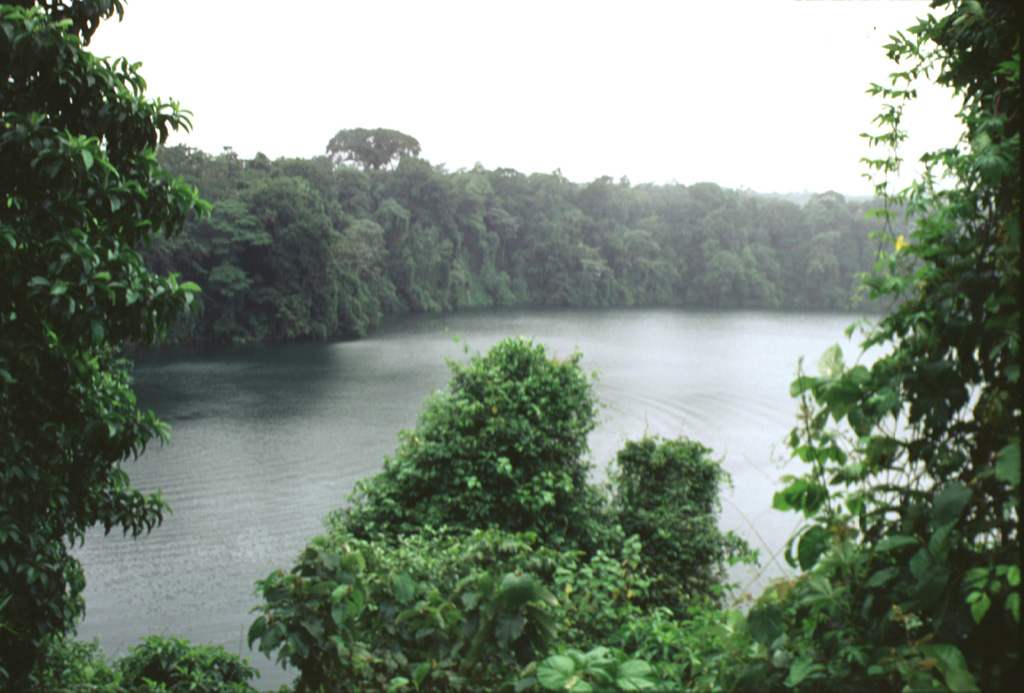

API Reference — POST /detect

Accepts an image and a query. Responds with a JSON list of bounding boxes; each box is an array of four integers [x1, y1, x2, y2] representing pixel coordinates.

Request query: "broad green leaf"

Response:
[[413, 661, 431, 687], [1005, 592, 1019, 622], [320, 550, 341, 571], [299, 618, 324, 641], [806, 574, 833, 597], [307, 580, 337, 597], [90, 318, 104, 344], [494, 612, 525, 648], [747, 605, 784, 647], [331, 602, 347, 628], [789, 375, 818, 398], [970, 592, 990, 624], [247, 615, 267, 647], [994, 441, 1020, 487], [773, 482, 802, 511], [386, 677, 411, 693], [784, 654, 824, 687], [847, 364, 871, 385], [921, 644, 980, 693], [537, 655, 577, 690], [817, 344, 843, 378], [341, 551, 365, 573], [875, 535, 919, 552], [615, 659, 657, 690], [525, 605, 558, 640], [330, 584, 349, 604], [797, 526, 829, 571], [393, 571, 416, 604], [349, 587, 365, 611], [931, 482, 972, 528], [909, 548, 935, 581], [864, 566, 900, 588], [945, 669, 981, 693]]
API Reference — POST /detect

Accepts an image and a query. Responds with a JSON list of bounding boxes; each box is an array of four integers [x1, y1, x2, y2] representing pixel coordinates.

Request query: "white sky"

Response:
[[90, 0, 962, 196]]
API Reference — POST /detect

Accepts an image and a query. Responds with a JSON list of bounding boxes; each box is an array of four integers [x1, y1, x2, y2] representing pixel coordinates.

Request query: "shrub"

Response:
[[25, 634, 258, 693], [527, 646, 658, 691], [336, 337, 609, 551], [250, 526, 682, 692], [255, 340, 751, 689], [27, 636, 122, 692], [767, 2, 1020, 687], [250, 528, 563, 692], [548, 534, 653, 651], [612, 437, 752, 610], [118, 635, 259, 693]]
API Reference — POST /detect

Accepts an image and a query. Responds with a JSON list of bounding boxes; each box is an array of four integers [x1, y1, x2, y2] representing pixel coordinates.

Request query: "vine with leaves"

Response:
[[770, 1, 1019, 690]]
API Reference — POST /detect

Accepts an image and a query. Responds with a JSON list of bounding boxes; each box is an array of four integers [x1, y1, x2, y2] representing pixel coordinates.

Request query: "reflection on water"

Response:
[[75, 307, 868, 687]]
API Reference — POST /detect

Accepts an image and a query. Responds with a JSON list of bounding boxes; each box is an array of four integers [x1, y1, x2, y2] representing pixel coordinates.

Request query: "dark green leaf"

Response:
[[393, 571, 416, 604], [994, 441, 1020, 487], [931, 482, 972, 528], [747, 605, 784, 647], [797, 526, 830, 570], [615, 659, 657, 690], [875, 535, 920, 552]]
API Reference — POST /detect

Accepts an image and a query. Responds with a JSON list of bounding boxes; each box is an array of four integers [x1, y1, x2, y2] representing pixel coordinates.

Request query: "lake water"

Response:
[[74, 307, 871, 687]]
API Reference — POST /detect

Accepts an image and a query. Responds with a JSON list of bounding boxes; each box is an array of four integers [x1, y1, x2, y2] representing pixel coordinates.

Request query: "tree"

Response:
[[612, 437, 750, 611], [0, 1, 206, 685], [768, 0, 1019, 689], [337, 337, 607, 550], [326, 127, 421, 171]]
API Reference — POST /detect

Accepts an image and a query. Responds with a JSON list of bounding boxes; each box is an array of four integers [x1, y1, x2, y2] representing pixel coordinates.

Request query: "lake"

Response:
[[74, 306, 871, 687]]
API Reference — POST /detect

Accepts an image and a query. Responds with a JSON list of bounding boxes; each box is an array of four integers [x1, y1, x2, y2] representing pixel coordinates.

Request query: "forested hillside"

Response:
[[148, 140, 895, 343]]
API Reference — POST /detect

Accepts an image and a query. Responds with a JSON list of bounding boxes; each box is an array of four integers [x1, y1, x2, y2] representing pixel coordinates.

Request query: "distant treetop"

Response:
[[326, 127, 421, 171]]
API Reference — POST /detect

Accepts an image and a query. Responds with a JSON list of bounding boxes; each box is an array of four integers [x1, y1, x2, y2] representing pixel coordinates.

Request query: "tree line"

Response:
[[147, 140, 899, 343]]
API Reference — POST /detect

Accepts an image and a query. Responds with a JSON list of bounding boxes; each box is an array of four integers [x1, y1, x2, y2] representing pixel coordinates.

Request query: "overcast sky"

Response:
[[90, 0, 962, 196]]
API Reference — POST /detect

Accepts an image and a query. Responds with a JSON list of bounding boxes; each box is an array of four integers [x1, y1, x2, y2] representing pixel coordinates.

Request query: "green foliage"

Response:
[[0, 1, 206, 685], [770, 0, 1020, 689], [327, 127, 422, 172], [145, 137, 896, 344], [336, 337, 608, 551], [25, 634, 259, 693], [541, 535, 650, 652], [118, 635, 259, 693], [527, 647, 657, 692], [27, 636, 122, 692], [250, 528, 563, 692], [612, 437, 752, 610], [250, 526, 687, 692], [251, 340, 746, 690]]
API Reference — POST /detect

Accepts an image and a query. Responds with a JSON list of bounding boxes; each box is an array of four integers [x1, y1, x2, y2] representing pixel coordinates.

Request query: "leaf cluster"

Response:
[[249, 528, 563, 692], [326, 128, 422, 172], [336, 337, 604, 550], [612, 437, 753, 611], [251, 338, 745, 690], [25, 634, 260, 693], [768, 0, 1020, 689], [1, 2, 206, 684]]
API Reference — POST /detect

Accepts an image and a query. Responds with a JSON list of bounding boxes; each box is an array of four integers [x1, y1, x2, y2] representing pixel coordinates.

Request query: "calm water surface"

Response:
[[74, 307, 870, 687]]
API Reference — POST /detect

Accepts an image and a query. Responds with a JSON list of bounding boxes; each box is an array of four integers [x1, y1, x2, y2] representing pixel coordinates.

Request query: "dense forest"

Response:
[[2, 0, 1017, 691], [147, 140, 896, 343]]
